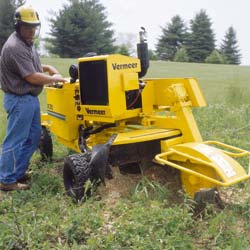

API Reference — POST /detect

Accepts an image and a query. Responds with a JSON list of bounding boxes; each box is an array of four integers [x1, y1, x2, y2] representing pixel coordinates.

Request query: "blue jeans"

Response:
[[0, 93, 41, 184]]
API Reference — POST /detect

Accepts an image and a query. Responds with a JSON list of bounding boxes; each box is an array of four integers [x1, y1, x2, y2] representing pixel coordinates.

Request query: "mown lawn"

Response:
[[1, 59, 250, 249]]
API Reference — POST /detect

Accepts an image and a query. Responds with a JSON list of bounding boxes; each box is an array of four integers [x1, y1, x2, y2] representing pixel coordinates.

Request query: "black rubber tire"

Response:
[[39, 126, 53, 161], [63, 153, 92, 201]]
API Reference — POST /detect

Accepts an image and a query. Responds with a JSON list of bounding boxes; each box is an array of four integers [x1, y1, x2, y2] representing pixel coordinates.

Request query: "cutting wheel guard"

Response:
[[155, 141, 250, 194]]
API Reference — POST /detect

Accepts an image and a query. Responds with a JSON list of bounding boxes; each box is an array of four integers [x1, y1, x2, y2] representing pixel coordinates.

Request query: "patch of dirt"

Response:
[[144, 164, 181, 189], [219, 185, 250, 207], [97, 164, 184, 207], [97, 166, 141, 207], [143, 164, 184, 203]]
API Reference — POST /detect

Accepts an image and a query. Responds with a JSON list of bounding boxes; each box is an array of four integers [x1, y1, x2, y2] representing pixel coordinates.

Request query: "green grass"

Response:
[[147, 61, 250, 103], [1, 59, 250, 249]]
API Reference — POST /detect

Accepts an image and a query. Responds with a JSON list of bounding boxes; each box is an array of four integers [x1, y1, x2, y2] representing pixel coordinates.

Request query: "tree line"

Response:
[[0, 0, 25, 50], [0, 0, 241, 65], [155, 10, 241, 64]]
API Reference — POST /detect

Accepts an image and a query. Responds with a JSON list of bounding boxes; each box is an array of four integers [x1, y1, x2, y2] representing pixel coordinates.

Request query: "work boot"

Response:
[[0, 182, 30, 191], [17, 171, 32, 183]]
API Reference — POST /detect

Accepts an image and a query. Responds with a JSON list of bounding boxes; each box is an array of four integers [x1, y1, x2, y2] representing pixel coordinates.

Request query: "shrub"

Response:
[[205, 49, 224, 64]]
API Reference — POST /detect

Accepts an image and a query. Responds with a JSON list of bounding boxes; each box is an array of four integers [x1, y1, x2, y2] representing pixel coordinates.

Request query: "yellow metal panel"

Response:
[[141, 80, 155, 114], [41, 113, 49, 125], [114, 128, 181, 145], [184, 78, 206, 107], [141, 107, 203, 143], [144, 78, 207, 107], [44, 82, 81, 142], [121, 72, 140, 91], [107, 55, 140, 119], [160, 136, 183, 152]]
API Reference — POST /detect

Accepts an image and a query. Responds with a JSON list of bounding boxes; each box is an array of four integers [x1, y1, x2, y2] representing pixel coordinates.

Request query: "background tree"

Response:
[[156, 15, 187, 61], [115, 32, 137, 56], [148, 49, 158, 60], [48, 0, 116, 57], [205, 49, 224, 64], [220, 26, 241, 65], [0, 0, 25, 52], [186, 9, 215, 63], [174, 47, 189, 62], [116, 44, 129, 56]]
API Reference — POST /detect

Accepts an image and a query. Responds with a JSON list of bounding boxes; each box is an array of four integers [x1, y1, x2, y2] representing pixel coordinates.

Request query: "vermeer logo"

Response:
[[112, 63, 137, 70], [85, 108, 105, 115]]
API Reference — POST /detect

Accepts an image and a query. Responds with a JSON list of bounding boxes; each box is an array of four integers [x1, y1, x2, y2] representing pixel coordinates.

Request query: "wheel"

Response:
[[63, 152, 92, 201], [39, 126, 53, 161]]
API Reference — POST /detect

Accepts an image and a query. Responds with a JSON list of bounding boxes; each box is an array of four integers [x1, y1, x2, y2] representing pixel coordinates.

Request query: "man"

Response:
[[0, 5, 66, 191]]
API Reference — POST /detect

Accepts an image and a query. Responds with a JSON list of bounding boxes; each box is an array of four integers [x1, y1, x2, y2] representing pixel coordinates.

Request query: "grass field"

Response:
[[1, 59, 250, 249]]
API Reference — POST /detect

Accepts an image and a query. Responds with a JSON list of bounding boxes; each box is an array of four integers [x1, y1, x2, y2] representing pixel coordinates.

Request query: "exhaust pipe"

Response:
[[137, 27, 149, 78]]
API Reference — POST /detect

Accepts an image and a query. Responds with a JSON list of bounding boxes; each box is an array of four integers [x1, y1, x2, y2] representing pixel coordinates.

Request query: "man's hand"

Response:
[[52, 73, 67, 83], [42, 64, 60, 76]]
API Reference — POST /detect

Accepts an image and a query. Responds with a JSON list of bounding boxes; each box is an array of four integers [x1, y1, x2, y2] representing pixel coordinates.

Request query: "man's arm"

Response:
[[25, 64, 66, 85], [25, 72, 66, 85]]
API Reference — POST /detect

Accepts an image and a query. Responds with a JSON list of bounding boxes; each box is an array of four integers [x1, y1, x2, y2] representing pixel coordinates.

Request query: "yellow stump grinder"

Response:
[[40, 28, 250, 201]]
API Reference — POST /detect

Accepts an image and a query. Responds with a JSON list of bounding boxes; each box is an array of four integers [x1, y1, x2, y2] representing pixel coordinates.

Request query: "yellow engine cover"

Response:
[[77, 54, 142, 122]]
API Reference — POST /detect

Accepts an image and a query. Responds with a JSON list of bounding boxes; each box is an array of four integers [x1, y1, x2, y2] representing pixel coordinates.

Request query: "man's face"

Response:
[[19, 24, 39, 43]]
